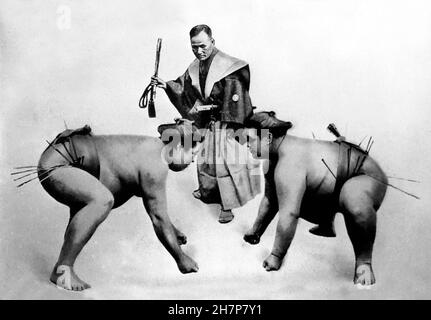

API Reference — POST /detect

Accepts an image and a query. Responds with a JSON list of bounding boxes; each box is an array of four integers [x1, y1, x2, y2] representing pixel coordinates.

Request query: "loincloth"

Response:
[[331, 140, 369, 208], [40, 125, 100, 179]]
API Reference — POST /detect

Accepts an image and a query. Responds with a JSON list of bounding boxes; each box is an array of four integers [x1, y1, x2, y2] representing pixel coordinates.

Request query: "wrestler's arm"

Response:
[[271, 157, 306, 258], [137, 140, 198, 273], [244, 160, 279, 244]]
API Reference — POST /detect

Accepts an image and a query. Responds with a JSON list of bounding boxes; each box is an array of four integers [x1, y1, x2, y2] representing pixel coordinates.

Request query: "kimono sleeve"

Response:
[[220, 65, 254, 124], [165, 70, 195, 118]]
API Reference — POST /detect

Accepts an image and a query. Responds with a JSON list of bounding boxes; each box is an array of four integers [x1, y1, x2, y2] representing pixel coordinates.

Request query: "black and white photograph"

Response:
[[1, 0, 430, 301]]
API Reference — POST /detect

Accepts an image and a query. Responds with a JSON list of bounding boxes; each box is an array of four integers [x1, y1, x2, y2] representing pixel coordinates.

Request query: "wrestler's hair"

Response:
[[158, 119, 203, 150], [189, 24, 213, 39], [245, 111, 293, 138]]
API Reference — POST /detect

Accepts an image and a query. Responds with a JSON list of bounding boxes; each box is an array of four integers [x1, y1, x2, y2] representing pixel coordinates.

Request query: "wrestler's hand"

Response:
[[151, 76, 167, 90]]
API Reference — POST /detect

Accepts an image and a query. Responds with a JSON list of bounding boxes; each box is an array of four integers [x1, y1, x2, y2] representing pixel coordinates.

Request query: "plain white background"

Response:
[[1, 0, 430, 299]]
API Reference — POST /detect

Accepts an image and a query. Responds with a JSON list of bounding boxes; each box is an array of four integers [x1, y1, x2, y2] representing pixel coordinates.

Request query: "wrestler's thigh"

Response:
[[339, 175, 386, 212], [40, 167, 112, 208]]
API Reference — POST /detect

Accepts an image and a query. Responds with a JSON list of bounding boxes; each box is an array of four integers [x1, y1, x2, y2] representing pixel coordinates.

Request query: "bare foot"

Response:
[[263, 253, 283, 271], [354, 263, 375, 287], [177, 255, 199, 274], [218, 209, 234, 224], [309, 224, 336, 237], [243, 231, 260, 245], [50, 265, 91, 291]]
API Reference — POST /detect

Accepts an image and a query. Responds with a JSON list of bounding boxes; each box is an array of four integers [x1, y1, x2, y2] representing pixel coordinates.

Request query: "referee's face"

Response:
[[191, 31, 215, 61]]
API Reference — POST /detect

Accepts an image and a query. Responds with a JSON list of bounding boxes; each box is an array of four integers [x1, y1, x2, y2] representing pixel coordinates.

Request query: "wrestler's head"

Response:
[[189, 24, 215, 61], [158, 119, 203, 171], [244, 111, 293, 158]]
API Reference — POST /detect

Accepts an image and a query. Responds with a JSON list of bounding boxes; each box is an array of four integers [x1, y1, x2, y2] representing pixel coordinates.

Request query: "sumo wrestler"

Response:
[[37, 120, 200, 291], [242, 111, 387, 286]]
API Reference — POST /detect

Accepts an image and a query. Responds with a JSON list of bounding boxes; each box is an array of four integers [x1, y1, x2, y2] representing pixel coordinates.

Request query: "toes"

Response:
[[355, 283, 372, 290], [71, 283, 89, 291], [72, 284, 83, 291], [354, 275, 374, 288]]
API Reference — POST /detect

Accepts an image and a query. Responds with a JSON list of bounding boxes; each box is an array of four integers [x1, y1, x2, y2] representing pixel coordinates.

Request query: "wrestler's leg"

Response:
[[244, 178, 278, 244], [309, 209, 336, 237], [41, 167, 114, 291], [309, 224, 336, 237], [339, 175, 386, 286]]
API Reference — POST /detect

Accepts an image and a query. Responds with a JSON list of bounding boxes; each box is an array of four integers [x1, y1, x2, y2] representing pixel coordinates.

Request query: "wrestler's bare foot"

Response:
[[309, 224, 336, 237], [263, 253, 283, 271], [218, 209, 234, 224], [354, 263, 375, 287], [177, 255, 199, 274], [50, 265, 91, 291], [243, 231, 261, 244]]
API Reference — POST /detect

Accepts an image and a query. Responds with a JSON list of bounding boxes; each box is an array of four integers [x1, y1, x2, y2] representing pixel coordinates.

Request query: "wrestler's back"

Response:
[[277, 136, 386, 224], [38, 134, 167, 208], [91, 135, 167, 206]]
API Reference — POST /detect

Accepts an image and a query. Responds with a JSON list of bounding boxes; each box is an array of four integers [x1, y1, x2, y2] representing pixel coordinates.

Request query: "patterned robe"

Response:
[[165, 49, 261, 209]]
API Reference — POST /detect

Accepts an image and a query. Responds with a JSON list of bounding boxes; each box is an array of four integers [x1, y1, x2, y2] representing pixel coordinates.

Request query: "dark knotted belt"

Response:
[[12, 125, 100, 187], [47, 125, 100, 179], [333, 140, 369, 205]]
